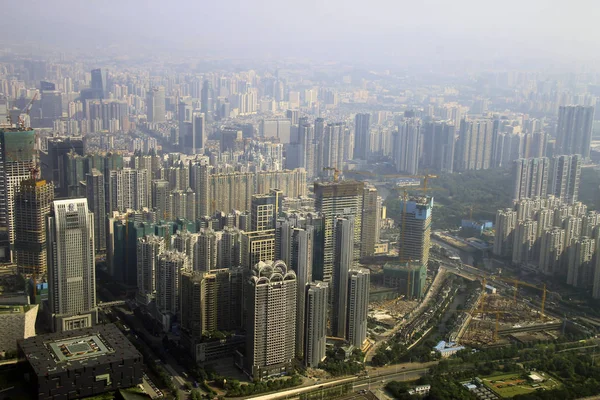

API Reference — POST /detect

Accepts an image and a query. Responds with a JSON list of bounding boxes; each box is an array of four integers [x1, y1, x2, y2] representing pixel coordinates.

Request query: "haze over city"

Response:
[[1, 1, 600, 400]]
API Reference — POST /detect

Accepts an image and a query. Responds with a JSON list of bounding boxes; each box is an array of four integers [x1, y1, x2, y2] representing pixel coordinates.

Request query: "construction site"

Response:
[[458, 287, 562, 347]]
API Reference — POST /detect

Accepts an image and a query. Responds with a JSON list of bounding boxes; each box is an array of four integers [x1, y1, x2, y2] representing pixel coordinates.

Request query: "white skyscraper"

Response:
[[245, 260, 296, 381], [47, 198, 97, 333], [347, 268, 370, 348], [304, 281, 328, 368]]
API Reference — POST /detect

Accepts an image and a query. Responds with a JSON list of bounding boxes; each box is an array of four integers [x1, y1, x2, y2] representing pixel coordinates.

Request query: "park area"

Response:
[[481, 371, 562, 398]]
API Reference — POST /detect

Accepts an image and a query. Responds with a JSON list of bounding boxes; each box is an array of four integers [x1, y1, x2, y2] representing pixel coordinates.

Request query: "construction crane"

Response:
[[469, 308, 511, 341], [18, 92, 38, 130], [490, 276, 547, 320], [322, 167, 341, 182], [466, 205, 497, 220]]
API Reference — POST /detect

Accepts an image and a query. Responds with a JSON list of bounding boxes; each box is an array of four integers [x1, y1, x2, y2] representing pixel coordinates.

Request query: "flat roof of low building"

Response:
[[19, 324, 141, 376]]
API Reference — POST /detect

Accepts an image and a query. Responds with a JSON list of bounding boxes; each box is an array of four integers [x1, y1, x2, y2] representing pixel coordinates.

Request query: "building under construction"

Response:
[[382, 261, 427, 299], [460, 293, 561, 347], [14, 179, 54, 275]]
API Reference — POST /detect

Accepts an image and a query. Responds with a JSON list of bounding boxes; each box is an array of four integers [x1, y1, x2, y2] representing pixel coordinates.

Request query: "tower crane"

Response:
[[322, 167, 341, 182], [490, 276, 547, 320], [18, 92, 38, 130]]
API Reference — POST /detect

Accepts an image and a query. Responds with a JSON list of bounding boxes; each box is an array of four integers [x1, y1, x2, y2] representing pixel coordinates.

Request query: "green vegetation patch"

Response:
[[481, 371, 562, 398]]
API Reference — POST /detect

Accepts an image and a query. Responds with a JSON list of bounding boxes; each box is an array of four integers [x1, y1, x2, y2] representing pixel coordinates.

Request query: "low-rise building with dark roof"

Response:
[[18, 323, 143, 400]]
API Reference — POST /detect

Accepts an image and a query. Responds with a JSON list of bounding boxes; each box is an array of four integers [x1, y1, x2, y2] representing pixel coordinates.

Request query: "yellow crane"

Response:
[[322, 167, 341, 182], [469, 308, 511, 342], [490, 276, 547, 320]]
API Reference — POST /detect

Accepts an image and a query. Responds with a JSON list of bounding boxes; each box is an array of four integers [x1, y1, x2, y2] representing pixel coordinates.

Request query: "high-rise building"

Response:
[[241, 230, 275, 269], [399, 196, 433, 268], [201, 80, 214, 117], [455, 118, 495, 171], [321, 123, 345, 173], [512, 158, 550, 201], [556, 105, 594, 158], [251, 190, 283, 231], [91, 68, 108, 99], [304, 281, 328, 368], [314, 181, 364, 282], [512, 219, 539, 265], [136, 235, 165, 305], [548, 155, 581, 204], [332, 217, 354, 338], [14, 179, 54, 275], [47, 199, 97, 332], [180, 268, 244, 339], [360, 184, 380, 257], [539, 228, 565, 276], [192, 112, 206, 153], [354, 113, 371, 160], [567, 236, 595, 287], [146, 87, 166, 123], [346, 268, 370, 348], [276, 220, 314, 359], [109, 168, 149, 212], [40, 137, 84, 198], [86, 169, 106, 252], [0, 128, 36, 260], [244, 260, 296, 381], [156, 251, 189, 322], [151, 179, 171, 219], [393, 119, 421, 175], [194, 228, 218, 272], [421, 121, 456, 173]]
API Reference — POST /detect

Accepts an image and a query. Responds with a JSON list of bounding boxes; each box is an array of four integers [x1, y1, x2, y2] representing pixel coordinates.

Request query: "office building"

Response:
[[0, 128, 37, 260], [40, 137, 84, 198], [332, 217, 354, 338], [90, 68, 108, 99], [512, 157, 550, 201], [244, 260, 296, 381], [360, 184, 380, 257], [136, 235, 165, 305], [556, 105, 594, 158], [201, 80, 214, 117], [455, 118, 495, 171], [393, 118, 421, 175], [47, 199, 97, 333], [192, 111, 206, 153], [18, 324, 143, 400], [85, 169, 106, 252], [241, 230, 275, 269], [354, 113, 371, 160], [347, 268, 370, 348], [314, 181, 364, 282], [251, 190, 283, 231], [146, 87, 166, 123], [399, 196, 433, 268], [304, 281, 328, 368], [14, 179, 54, 275]]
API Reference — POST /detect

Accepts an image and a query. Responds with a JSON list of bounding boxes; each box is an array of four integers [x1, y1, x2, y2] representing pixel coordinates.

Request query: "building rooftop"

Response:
[[0, 304, 33, 314], [19, 324, 141, 376]]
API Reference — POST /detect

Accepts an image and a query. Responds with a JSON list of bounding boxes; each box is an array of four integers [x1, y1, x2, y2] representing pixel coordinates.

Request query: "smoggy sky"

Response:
[[5, 0, 600, 70]]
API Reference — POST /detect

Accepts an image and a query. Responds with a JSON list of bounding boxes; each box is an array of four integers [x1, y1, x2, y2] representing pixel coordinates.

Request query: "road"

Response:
[[365, 267, 448, 361]]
